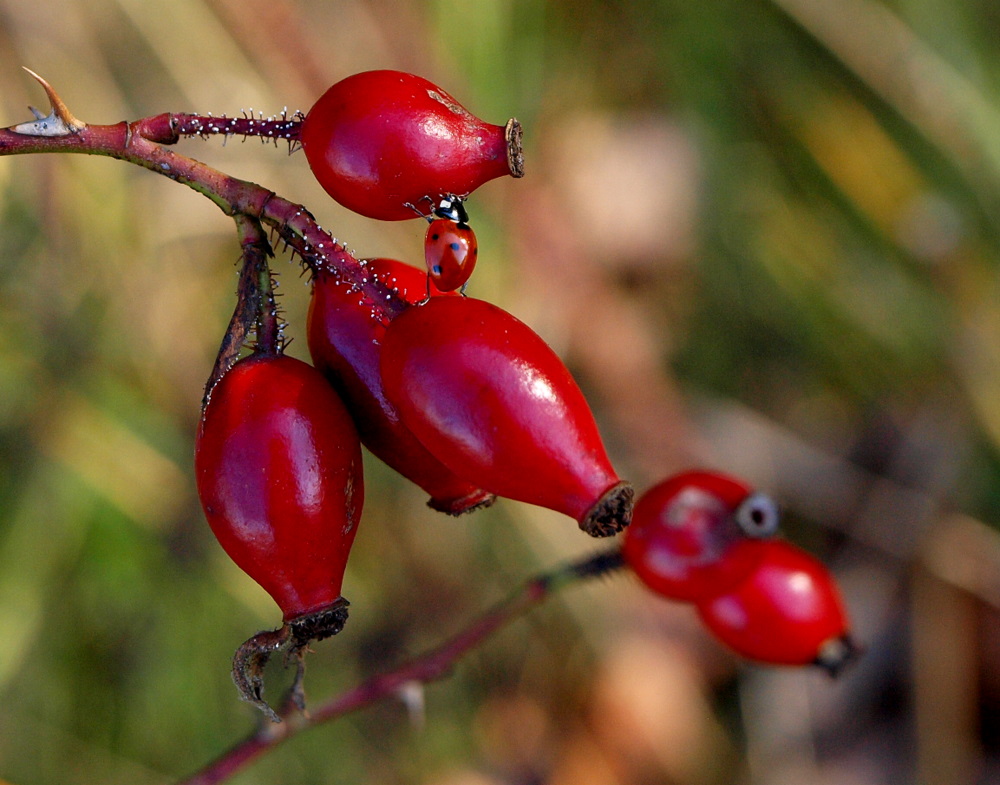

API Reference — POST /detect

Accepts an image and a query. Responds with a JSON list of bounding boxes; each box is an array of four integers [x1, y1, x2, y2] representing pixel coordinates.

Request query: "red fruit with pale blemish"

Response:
[[300, 70, 523, 221], [622, 470, 776, 602], [623, 470, 858, 673]]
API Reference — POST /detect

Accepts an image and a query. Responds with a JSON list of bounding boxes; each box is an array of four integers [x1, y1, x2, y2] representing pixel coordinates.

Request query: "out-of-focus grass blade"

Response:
[[768, 0, 1000, 223]]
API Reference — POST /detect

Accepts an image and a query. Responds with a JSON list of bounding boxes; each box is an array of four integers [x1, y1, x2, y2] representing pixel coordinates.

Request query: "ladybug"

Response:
[[411, 195, 479, 297]]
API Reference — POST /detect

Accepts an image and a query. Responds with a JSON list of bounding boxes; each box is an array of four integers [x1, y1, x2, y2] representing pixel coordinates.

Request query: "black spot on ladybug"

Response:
[[431, 233, 441, 241], [450, 242, 461, 251], [433, 265, 443, 274]]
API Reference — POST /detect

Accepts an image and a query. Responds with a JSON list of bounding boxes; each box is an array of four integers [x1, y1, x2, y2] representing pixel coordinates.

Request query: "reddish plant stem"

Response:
[[0, 120, 408, 323], [178, 548, 625, 785], [249, 232, 282, 358], [127, 111, 303, 145], [172, 112, 303, 144], [201, 217, 281, 408]]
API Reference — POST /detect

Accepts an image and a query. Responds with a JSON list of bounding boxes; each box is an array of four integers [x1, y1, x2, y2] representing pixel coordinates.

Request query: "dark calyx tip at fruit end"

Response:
[[289, 596, 351, 648], [814, 634, 862, 678], [505, 118, 524, 178], [428, 489, 498, 516], [579, 481, 635, 538]]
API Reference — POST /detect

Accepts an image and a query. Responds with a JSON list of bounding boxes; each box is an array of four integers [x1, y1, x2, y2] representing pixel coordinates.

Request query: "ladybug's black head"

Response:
[[432, 194, 469, 225]]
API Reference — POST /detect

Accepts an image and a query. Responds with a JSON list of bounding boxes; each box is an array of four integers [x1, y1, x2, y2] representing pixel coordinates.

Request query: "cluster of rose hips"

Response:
[[192, 71, 856, 720]]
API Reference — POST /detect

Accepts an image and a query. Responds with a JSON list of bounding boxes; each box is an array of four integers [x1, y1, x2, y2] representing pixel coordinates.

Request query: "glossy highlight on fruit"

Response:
[[307, 258, 494, 514], [300, 70, 523, 221], [380, 296, 632, 536], [622, 470, 772, 602], [695, 539, 855, 672], [195, 352, 364, 622]]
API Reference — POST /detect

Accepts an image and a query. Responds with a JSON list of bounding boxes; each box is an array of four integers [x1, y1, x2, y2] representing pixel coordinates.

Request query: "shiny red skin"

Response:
[[301, 70, 512, 221], [380, 296, 622, 524], [622, 471, 767, 602], [696, 540, 850, 666], [307, 258, 493, 514], [425, 219, 478, 291], [195, 353, 364, 622]]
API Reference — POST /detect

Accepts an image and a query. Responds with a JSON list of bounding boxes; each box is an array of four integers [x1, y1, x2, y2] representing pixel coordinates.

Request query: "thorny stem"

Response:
[[178, 548, 626, 785], [0, 86, 409, 325], [245, 218, 282, 357], [171, 111, 303, 148], [202, 216, 277, 408]]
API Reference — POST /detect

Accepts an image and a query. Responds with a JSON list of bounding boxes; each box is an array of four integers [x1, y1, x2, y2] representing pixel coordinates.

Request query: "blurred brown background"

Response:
[[1, 0, 999, 783]]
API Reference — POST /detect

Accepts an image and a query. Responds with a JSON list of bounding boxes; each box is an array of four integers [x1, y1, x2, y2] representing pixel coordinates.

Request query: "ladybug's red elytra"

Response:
[[409, 195, 479, 297]]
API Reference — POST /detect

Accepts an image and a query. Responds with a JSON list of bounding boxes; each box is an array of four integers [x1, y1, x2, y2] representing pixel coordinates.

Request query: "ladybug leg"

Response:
[[403, 201, 432, 222], [459, 281, 469, 296], [417, 276, 433, 306]]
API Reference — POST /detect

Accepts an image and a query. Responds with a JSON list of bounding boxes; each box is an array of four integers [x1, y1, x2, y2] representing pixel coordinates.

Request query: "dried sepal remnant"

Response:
[[11, 68, 85, 136], [231, 599, 351, 723], [505, 118, 525, 178]]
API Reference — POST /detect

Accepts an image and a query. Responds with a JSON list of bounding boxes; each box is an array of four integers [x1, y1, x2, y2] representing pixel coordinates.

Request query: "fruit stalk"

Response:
[[203, 216, 278, 406]]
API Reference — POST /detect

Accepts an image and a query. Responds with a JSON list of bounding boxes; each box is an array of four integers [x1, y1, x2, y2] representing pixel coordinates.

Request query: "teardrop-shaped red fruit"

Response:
[[379, 296, 632, 536], [695, 539, 857, 673], [307, 258, 494, 514], [300, 70, 523, 221], [195, 352, 364, 622]]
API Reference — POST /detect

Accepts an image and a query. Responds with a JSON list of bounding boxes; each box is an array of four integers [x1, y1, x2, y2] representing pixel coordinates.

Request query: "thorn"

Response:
[[18, 67, 86, 134]]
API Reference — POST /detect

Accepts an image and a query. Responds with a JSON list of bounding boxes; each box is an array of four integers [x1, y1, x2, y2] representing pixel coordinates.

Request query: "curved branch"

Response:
[[0, 95, 408, 324], [177, 549, 626, 785]]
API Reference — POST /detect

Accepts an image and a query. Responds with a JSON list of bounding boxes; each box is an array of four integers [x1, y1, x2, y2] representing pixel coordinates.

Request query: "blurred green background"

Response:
[[1, 0, 999, 782]]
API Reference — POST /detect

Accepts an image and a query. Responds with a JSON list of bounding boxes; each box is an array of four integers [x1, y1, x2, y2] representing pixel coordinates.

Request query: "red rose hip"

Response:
[[195, 352, 364, 719], [379, 296, 632, 536], [622, 470, 778, 602], [308, 257, 494, 514], [300, 70, 523, 221], [196, 352, 363, 621], [695, 539, 857, 673]]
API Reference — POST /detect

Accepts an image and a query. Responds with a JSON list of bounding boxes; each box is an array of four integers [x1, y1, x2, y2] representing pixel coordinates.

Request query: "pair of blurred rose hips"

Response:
[[622, 471, 855, 672]]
